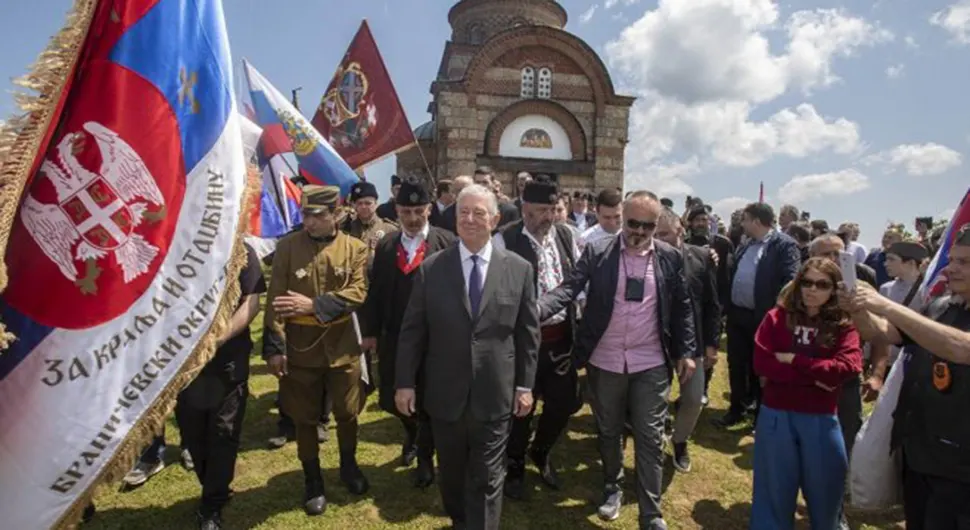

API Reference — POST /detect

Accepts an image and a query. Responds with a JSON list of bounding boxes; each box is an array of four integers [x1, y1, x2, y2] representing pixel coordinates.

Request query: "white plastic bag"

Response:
[[848, 354, 905, 510]]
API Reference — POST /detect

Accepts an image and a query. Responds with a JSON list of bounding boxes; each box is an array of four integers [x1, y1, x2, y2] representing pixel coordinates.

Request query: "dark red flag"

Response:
[[311, 20, 414, 170]]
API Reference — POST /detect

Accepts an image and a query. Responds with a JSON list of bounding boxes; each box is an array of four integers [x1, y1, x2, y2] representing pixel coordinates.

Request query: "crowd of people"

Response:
[[81, 166, 970, 530]]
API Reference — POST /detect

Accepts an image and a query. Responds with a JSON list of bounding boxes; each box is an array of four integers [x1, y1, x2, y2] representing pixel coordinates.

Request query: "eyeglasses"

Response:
[[626, 219, 657, 231], [799, 279, 834, 291]]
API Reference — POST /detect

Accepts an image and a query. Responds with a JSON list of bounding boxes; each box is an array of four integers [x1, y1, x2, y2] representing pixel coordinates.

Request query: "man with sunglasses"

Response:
[[539, 191, 696, 530], [842, 223, 970, 530]]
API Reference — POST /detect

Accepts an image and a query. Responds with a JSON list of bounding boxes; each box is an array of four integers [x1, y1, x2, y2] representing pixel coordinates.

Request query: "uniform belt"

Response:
[[541, 321, 569, 343], [287, 314, 352, 328]]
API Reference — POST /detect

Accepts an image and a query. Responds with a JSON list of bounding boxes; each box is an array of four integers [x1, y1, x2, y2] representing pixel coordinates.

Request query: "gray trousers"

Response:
[[588, 364, 670, 522], [671, 364, 705, 445]]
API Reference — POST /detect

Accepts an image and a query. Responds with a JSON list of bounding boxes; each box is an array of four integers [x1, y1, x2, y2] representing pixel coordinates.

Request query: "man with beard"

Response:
[[360, 178, 456, 488], [685, 204, 734, 404], [263, 186, 370, 515], [493, 176, 581, 499]]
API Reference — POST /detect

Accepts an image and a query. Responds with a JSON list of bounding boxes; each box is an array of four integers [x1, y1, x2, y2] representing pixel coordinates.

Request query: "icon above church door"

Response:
[[520, 128, 553, 149]]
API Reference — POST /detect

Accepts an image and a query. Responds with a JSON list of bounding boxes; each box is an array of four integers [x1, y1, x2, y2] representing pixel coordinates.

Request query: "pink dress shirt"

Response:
[[589, 239, 665, 374]]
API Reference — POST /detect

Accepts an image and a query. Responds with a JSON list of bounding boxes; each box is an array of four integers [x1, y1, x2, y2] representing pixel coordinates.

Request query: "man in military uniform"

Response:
[[263, 185, 370, 516], [341, 180, 398, 272], [376, 175, 402, 221], [360, 177, 455, 488]]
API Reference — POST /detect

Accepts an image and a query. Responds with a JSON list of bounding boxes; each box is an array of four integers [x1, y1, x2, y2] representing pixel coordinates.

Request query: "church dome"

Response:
[[448, 0, 568, 45]]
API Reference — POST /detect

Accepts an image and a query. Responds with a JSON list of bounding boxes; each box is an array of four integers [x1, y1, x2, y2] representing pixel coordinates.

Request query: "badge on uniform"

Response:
[[295, 268, 308, 280], [932, 360, 952, 392]]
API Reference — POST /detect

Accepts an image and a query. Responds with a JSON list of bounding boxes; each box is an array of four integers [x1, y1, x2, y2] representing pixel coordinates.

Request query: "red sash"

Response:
[[397, 240, 429, 274]]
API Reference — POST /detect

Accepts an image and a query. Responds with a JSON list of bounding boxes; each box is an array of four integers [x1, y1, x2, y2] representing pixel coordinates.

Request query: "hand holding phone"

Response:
[[839, 251, 857, 291]]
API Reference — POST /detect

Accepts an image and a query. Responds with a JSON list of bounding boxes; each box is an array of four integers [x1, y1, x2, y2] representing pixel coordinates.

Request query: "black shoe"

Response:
[[401, 443, 418, 467], [301, 459, 327, 516], [597, 490, 622, 521], [340, 454, 369, 495], [81, 503, 95, 524], [715, 410, 745, 428], [672, 442, 691, 473], [413, 457, 435, 488], [529, 448, 561, 490], [198, 510, 222, 530], [503, 461, 526, 500]]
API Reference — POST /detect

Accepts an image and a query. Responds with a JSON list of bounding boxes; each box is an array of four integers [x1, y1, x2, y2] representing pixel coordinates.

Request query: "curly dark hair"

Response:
[[778, 257, 852, 347]]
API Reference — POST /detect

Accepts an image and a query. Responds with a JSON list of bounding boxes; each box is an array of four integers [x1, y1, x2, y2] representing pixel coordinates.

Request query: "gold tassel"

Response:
[[54, 169, 258, 529], [0, 0, 100, 352]]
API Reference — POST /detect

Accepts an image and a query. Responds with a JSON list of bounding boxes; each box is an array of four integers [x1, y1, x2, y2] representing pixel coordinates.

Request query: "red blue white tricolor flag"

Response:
[[920, 188, 970, 301], [242, 59, 360, 198], [0, 0, 248, 527]]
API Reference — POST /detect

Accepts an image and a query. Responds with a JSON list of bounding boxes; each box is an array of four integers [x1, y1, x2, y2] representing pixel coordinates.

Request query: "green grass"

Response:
[[84, 318, 905, 529]]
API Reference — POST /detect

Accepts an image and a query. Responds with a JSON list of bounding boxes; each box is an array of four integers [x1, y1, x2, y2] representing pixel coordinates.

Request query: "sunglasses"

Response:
[[799, 279, 834, 291], [626, 219, 657, 231]]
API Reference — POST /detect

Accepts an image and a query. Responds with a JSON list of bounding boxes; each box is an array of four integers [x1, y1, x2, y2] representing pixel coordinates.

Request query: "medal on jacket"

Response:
[[932, 359, 952, 392]]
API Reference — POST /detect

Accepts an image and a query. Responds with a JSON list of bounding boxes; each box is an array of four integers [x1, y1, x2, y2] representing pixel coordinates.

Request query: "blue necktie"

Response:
[[469, 255, 482, 316]]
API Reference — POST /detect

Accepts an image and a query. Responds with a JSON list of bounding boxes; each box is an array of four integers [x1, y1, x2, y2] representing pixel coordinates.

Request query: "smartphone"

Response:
[[839, 251, 857, 291]]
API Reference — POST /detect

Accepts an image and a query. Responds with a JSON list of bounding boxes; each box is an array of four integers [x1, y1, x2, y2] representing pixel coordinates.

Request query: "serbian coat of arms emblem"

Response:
[[321, 62, 378, 149], [18, 122, 167, 295]]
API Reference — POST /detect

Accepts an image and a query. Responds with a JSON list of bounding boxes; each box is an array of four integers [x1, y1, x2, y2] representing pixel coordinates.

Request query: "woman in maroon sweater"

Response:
[[749, 257, 863, 530]]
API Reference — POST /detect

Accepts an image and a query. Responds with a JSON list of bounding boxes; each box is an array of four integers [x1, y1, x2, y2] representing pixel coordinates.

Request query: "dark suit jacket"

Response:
[[429, 203, 446, 228], [396, 244, 540, 422], [376, 199, 398, 222], [498, 199, 521, 226], [686, 232, 734, 312], [683, 244, 721, 357], [729, 231, 801, 318], [538, 236, 697, 370]]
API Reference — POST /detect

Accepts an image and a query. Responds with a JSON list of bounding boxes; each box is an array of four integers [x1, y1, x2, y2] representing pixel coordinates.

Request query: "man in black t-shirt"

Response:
[[175, 243, 267, 530]]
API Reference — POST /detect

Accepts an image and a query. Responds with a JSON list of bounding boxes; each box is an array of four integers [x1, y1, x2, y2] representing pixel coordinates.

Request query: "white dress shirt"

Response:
[[571, 211, 589, 232], [400, 223, 430, 262], [458, 240, 529, 394]]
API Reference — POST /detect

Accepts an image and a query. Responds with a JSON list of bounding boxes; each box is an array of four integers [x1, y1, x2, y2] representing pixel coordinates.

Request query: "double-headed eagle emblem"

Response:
[[19, 122, 167, 294]]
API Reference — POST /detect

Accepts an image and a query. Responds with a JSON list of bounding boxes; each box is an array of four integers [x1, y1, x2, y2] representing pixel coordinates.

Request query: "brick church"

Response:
[[396, 0, 635, 195]]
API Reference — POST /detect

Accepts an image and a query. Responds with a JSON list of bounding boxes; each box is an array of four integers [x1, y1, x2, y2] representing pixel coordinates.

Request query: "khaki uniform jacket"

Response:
[[264, 230, 368, 368]]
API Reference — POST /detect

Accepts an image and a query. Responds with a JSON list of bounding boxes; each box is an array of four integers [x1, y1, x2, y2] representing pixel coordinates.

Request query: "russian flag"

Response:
[[242, 59, 360, 197], [920, 188, 970, 300], [243, 122, 304, 258]]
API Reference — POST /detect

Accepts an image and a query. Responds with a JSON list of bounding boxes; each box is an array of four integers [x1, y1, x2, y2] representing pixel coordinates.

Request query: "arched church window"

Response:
[[537, 67, 552, 99], [521, 67, 536, 98], [467, 23, 484, 44]]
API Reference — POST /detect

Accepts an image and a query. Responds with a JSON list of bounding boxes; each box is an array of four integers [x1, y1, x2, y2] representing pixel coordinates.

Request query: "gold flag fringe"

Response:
[[0, 0, 100, 352], [55, 164, 259, 529]]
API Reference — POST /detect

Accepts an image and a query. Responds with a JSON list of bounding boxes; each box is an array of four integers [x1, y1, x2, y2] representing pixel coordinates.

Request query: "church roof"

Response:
[[413, 120, 435, 141]]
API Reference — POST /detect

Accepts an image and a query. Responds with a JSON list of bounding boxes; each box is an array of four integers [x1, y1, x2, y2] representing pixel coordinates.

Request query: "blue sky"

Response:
[[2, 0, 968, 248]]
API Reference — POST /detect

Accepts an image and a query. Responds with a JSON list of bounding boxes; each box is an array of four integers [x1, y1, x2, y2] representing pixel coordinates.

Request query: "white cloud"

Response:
[[904, 35, 919, 49], [624, 158, 701, 197], [610, 0, 885, 194], [939, 208, 957, 224], [931, 0, 970, 45], [777, 169, 871, 203], [886, 63, 904, 78], [606, 3, 892, 105], [862, 143, 963, 176], [605, 0, 640, 9], [712, 196, 754, 220], [579, 4, 598, 24]]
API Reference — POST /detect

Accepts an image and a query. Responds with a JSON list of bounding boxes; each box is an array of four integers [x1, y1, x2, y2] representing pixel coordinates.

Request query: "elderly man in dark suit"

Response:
[[718, 202, 801, 428], [539, 191, 696, 530], [395, 184, 540, 530]]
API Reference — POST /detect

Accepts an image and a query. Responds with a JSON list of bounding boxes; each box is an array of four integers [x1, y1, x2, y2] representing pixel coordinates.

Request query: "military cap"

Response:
[[349, 181, 379, 203], [396, 177, 431, 206], [301, 185, 340, 214], [887, 241, 929, 262], [391, 174, 402, 186], [522, 179, 559, 205]]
